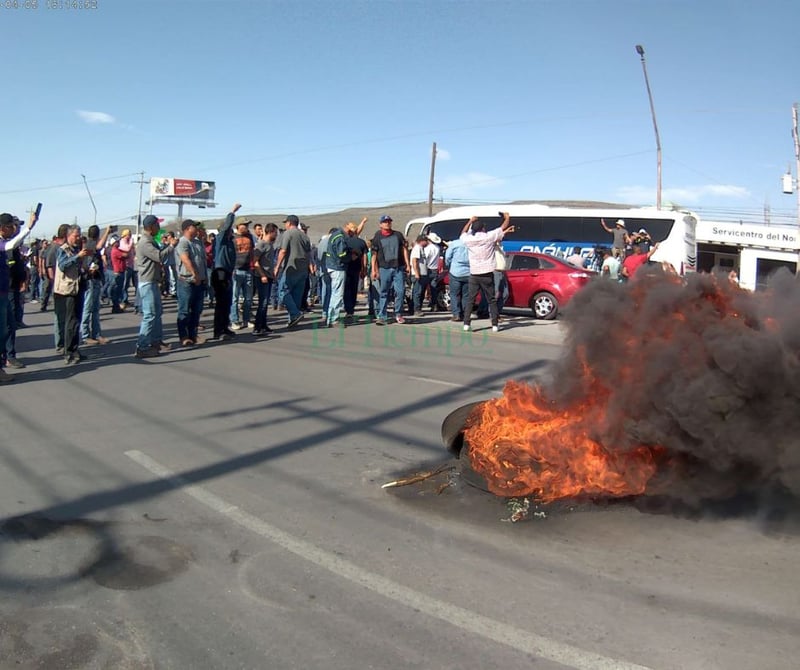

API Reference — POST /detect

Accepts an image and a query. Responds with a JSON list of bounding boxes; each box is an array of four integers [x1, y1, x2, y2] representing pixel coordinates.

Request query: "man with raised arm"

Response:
[[0, 210, 38, 382], [460, 212, 513, 333], [212, 202, 242, 340]]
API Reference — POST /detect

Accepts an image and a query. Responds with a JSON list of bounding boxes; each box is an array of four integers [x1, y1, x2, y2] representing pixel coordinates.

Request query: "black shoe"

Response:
[[39, 307, 47, 312], [223, 329, 238, 337], [16, 322, 27, 329], [287, 313, 304, 328]]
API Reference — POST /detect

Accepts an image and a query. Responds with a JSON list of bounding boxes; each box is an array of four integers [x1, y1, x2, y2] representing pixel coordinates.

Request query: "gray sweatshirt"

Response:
[[136, 232, 173, 284]]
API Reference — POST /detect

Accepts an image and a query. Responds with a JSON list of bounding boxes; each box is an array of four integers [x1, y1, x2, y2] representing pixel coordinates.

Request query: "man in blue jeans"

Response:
[[229, 218, 255, 330], [444, 237, 471, 322], [175, 219, 207, 347], [323, 225, 349, 327], [134, 215, 178, 358], [370, 215, 410, 326], [273, 215, 314, 329], [253, 223, 278, 335]]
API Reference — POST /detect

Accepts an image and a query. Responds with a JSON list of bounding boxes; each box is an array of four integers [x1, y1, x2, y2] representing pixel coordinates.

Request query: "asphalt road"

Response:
[[0, 301, 797, 670]]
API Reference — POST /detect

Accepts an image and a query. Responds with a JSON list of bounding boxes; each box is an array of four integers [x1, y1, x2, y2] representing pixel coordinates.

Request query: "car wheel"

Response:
[[437, 290, 451, 312], [531, 292, 558, 320]]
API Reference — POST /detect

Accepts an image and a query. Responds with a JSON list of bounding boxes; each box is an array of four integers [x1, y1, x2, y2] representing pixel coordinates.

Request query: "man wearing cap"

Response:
[[54, 224, 90, 365], [274, 214, 313, 329], [0, 211, 38, 380], [370, 215, 410, 325], [134, 215, 178, 358], [175, 219, 207, 346], [631, 227, 653, 253], [229, 217, 255, 330], [600, 218, 630, 259], [211, 203, 241, 340]]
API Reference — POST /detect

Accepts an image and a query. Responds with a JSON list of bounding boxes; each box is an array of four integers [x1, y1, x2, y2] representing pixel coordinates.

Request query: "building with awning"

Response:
[[696, 219, 798, 290]]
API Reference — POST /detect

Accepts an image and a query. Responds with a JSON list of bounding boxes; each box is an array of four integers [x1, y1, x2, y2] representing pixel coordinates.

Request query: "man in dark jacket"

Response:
[[212, 202, 241, 340]]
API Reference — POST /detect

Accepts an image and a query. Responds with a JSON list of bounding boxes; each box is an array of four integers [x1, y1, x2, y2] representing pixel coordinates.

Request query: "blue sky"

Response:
[[2, 0, 798, 236]]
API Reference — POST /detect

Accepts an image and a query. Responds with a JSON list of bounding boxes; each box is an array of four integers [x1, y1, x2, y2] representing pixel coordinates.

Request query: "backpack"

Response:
[[325, 230, 349, 268]]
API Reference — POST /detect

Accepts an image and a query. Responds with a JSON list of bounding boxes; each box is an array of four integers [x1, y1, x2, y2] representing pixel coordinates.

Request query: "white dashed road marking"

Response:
[[125, 449, 653, 670]]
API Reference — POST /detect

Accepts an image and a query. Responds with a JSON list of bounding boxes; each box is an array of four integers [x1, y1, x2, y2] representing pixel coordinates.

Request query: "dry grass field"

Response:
[[188, 199, 634, 241]]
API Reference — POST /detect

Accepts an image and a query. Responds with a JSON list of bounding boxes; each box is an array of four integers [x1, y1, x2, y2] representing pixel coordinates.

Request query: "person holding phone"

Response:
[[0, 209, 39, 380], [54, 224, 91, 365]]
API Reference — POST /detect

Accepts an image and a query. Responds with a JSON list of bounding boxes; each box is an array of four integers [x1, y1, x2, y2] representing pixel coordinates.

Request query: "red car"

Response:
[[504, 252, 593, 319]]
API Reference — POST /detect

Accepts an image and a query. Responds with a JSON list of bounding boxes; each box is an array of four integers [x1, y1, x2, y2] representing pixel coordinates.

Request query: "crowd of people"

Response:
[[0, 205, 518, 382]]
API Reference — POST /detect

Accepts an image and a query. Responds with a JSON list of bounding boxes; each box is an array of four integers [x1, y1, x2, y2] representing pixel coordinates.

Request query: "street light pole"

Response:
[[132, 171, 147, 238], [81, 174, 98, 226], [635, 44, 662, 210]]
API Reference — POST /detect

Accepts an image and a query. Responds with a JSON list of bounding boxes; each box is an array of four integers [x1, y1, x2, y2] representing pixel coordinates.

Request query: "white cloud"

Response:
[[76, 110, 116, 125], [436, 148, 451, 161], [616, 184, 751, 205], [436, 172, 504, 198]]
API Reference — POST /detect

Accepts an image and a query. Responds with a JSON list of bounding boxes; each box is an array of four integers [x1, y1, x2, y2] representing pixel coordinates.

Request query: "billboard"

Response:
[[150, 178, 215, 200]]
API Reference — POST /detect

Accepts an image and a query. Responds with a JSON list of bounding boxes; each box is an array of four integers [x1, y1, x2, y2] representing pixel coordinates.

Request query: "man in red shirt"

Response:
[[109, 235, 129, 313], [621, 242, 660, 281]]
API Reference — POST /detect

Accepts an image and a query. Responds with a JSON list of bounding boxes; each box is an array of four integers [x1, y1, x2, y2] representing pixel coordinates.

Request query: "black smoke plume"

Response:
[[546, 268, 800, 506]]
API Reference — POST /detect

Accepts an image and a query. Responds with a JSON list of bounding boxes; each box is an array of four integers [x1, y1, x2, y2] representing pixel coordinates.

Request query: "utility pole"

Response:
[[635, 45, 662, 210], [427, 142, 437, 216], [132, 172, 147, 238], [81, 174, 97, 226]]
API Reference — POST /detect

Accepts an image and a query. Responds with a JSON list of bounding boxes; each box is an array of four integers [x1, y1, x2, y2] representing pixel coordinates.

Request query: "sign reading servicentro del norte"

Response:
[[697, 220, 799, 251]]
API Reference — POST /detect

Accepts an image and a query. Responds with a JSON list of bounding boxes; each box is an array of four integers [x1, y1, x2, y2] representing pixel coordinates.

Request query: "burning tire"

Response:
[[530, 291, 558, 320]]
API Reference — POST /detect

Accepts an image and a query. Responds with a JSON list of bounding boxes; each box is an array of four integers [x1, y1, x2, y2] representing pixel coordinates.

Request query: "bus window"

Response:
[[540, 217, 583, 243], [508, 217, 542, 241], [626, 218, 674, 243], [428, 220, 467, 243]]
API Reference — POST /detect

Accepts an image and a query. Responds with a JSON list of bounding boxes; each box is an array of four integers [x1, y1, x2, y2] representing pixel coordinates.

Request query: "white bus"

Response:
[[405, 204, 698, 274]]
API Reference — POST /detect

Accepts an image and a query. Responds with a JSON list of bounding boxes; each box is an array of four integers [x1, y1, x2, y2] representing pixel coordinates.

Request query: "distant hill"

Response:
[[168, 199, 641, 241]]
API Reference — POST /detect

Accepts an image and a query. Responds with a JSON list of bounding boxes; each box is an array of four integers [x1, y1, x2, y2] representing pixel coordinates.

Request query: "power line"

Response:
[[0, 172, 141, 196]]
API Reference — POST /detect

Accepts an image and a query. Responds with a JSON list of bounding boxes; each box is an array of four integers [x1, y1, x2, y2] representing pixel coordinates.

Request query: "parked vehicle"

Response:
[[504, 252, 593, 319], [434, 252, 592, 319]]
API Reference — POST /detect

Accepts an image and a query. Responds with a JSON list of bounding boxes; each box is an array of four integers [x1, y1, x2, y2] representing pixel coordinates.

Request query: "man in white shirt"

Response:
[[410, 234, 441, 315], [601, 249, 621, 280], [566, 247, 585, 268], [460, 212, 513, 332]]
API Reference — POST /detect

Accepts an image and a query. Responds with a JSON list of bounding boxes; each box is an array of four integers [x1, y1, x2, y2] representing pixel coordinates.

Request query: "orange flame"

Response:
[[463, 274, 758, 502], [464, 381, 662, 501]]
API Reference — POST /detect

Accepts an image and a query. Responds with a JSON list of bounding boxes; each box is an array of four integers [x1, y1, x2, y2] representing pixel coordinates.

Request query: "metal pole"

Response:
[[81, 174, 98, 226], [136, 171, 145, 238], [635, 45, 662, 210], [792, 103, 800, 270], [428, 142, 437, 217]]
